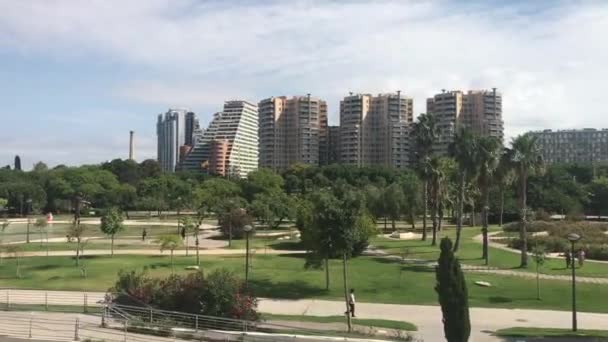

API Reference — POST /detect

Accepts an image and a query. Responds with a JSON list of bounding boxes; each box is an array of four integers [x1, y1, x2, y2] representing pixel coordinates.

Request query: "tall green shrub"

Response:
[[435, 237, 470, 342]]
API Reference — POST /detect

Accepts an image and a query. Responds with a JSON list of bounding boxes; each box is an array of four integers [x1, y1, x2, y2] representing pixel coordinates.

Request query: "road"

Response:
[[2, 289, 608, 341]]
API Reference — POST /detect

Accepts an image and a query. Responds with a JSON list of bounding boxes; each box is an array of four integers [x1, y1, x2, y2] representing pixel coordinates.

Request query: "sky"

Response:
[[1, 0, 607, 168]]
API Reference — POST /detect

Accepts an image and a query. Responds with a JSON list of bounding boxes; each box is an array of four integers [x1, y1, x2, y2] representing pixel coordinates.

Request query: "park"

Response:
[[2, 139, 608, 341]]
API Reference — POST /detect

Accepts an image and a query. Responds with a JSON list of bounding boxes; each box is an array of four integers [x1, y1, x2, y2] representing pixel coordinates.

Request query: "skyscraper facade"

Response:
[[528, 128, 608, 164], [157, 108, 188, 172], [325, 125, 341, 165], [339, 92, 413, 168], [258, 95, 328, 171], [185, 111, 200, 146], [427, 89, 503, 155], [180, 101, 259, 178]]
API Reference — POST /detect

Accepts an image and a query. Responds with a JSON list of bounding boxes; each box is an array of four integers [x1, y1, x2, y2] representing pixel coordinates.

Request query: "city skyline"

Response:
[[2, 0, 607, 167]]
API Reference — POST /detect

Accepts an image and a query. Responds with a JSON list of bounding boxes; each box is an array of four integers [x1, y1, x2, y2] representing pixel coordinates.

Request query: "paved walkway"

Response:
[[2, 290, 604, 342]]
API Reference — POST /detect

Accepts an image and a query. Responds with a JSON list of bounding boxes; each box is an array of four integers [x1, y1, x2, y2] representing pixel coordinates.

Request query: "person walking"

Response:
[[349, 288, 356, 318], [565, 251, 571, 269], [142, 228, 147, 242], [579, 249, 586, 267]]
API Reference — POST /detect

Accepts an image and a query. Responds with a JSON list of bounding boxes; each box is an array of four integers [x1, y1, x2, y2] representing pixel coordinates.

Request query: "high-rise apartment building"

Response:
[[325, 125, 341, 165], [528, 129, 608, 164], [180, 101, 259, 178], [258, 95, 328, 171], [157, 108, 188, 172], [185, 111, 200, 146], [426, 89, 503, 155], [339, 92, 413, 168]]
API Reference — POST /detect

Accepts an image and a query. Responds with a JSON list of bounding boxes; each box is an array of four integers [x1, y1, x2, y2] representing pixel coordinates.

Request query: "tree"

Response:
[[510, 134, 544, 268], [179, 216, 197, 257], [14, 156, 21, 171], [412, 113, 439, 241], [33, 161, 48, 172], [250, 191, 295, 229], [0, 220, 9, 265], [157, 234, 183, 273], [476, 136, 501, 265], [6, 245, 23, 278], [435, 237, 470, 342], [428, 157, 446, 246], [449, 128, 477, 252], [100, 208, 124, 257], [242, 168, 284, 202], [68, 221, 86, 266], [494, 149, 515, 227], [399, 171, 421, 230], [384, 183, 405, 231], [218, 203, 253, 243], [303, 188, 375, 332], [33, 218, 49, 257], [532, 245, 546, 300]]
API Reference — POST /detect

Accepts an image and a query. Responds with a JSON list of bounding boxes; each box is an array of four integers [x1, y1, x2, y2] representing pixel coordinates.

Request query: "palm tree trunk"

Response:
[[454, 175, 465, 252], [325, 258, 330, 291], [482, 179, 490, 265], [171, 250, 174, 274], [409, 212, 416, 230], [520, 171, 529, 268], [391, 218, 396, 231], [499, 188, 505, 227], [384, 217, 387, 232], [76, 239, 81, 266], [342, 253, 352, 332], [196, 233, 200, 266], [431, 201, 438, 246], [422, 181, 428, 241], [186, 235, 189, 257], [438, 204, 444, 232]]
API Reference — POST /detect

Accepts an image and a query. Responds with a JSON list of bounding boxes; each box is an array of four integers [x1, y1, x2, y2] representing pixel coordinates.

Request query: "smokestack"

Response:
[[129, 130, 135, 160]]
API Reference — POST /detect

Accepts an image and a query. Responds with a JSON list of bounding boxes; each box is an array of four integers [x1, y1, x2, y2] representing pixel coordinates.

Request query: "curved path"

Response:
[[2, 289, 607, 342]]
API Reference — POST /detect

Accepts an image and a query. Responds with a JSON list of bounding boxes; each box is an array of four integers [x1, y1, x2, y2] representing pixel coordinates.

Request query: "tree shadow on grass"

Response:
[[30, 264, 61, 271], [400, 265, 435, 273], [270, 241, 304, 251], [249, 278, 326, 299], [488, 296, 514, 304]]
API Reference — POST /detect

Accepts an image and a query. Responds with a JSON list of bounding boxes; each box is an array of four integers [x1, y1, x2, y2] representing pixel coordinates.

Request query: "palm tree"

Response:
[[476, 136, 502, 265], [494, 149, 515, 227], [448, 128, 477, 252], [413, 113, 439, 241], [429, 157, 446, 246], [510, 134, 544, 268], [157, 234, 183, 273]]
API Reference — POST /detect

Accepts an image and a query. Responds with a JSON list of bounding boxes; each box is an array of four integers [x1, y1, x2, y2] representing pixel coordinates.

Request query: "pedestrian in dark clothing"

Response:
[[142, 228, 147, 241], [565, 251, 571, 269]]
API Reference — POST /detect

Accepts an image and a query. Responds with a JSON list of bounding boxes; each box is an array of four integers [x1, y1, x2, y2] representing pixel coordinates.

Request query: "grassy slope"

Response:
[[370, 226, 608, 278]]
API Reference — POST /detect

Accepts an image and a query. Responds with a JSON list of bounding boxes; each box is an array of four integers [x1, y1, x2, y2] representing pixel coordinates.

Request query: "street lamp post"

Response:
[[567, 232, 581, 332], [243, 225, 253, 286]]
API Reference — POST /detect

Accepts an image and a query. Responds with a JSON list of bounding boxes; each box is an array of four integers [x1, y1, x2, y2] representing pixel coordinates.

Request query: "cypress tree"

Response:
[[14, 155, 21, 171], [435, 237, 471, 342]]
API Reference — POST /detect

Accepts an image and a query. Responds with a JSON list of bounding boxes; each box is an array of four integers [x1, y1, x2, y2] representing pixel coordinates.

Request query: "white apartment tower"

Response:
[[180, 101, 259, 178], [258, 95, 328, 171], [339, 92, 413, 168]]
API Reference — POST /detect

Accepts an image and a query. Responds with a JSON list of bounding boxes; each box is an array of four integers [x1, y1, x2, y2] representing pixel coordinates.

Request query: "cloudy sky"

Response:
[[1, 0, 607, 168]]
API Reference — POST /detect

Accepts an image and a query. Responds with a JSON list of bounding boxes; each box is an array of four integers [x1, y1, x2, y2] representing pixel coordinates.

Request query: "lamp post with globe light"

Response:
[[567, 232, 581, 332]]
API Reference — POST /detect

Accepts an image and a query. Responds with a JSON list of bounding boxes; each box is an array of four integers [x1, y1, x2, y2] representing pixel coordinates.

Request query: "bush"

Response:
[[586, 244, 608, 261], [110, 268, 259, 320], [503, 221, 555, 233], [535, 209, 552, 221]]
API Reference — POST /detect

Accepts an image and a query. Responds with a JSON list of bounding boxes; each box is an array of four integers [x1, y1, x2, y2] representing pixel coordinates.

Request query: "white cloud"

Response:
[[1, 0, 608, 158]]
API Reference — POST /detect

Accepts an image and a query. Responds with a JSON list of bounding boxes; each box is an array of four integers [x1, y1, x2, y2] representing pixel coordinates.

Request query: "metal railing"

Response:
[[0, 288, 405, 342]]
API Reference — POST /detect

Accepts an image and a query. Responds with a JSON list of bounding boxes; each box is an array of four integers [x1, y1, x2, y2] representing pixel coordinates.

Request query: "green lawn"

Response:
[[495, 327, 608, 338], [370, 225, 608, 278], [1, 253, 608, 313], [262, 314, 417, 331]]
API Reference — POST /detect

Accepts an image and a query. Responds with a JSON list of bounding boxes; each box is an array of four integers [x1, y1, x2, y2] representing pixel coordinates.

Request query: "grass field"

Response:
[[262, 314, 417, 331], [495, 327, 608, 338], [1, 252, 608, 313]]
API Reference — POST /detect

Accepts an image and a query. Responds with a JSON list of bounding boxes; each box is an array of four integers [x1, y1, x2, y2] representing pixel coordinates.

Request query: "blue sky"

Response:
[[1, 0, 607, 168]]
